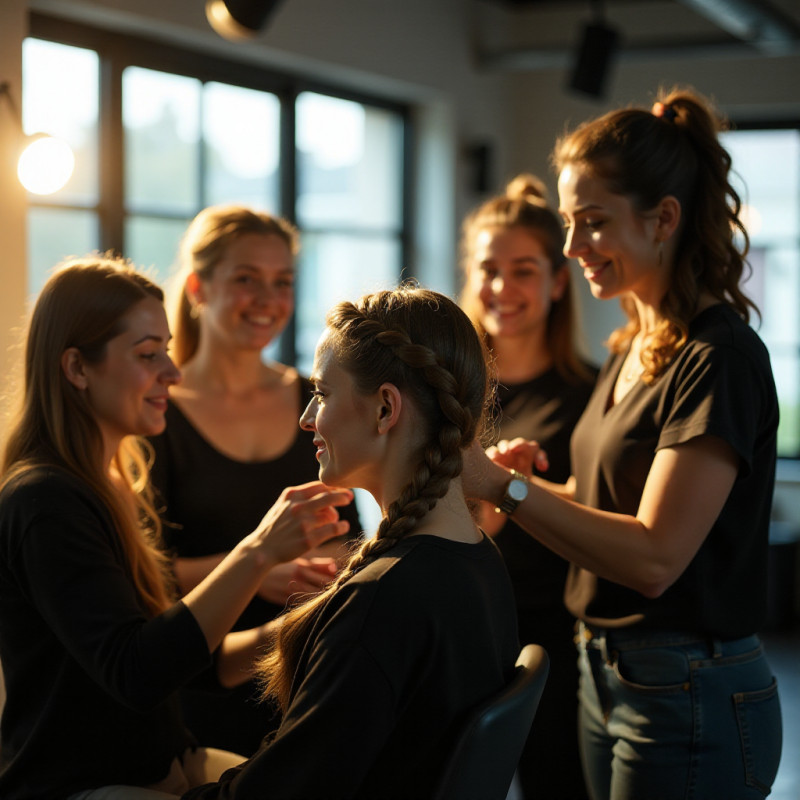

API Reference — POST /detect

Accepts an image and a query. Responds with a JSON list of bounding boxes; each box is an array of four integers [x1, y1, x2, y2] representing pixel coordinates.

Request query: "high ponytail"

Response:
[[553, 86, 756, 382]]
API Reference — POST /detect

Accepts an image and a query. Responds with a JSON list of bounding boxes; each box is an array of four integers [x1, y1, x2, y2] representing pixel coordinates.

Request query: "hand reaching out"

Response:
[[257, 557, 339, 605]]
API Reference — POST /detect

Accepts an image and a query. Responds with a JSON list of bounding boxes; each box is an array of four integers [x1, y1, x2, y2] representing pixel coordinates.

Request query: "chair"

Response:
[[433, 643, 550, 800]]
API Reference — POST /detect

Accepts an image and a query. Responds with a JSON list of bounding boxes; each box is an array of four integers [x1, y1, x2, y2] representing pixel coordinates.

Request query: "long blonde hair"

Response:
[[172, 204, 299, 366], [553, 87, 755, 382], [460, 173, 592, 384], [1, 257, 173, 616], [259, 287, 491, 711]]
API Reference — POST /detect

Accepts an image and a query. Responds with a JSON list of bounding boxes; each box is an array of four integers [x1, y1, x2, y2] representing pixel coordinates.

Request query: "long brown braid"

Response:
[[258, 286, 491, 711]]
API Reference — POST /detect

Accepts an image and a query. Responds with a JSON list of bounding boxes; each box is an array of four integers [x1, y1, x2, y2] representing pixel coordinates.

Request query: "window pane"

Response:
[[295, 233, 402, 373], [22, 39, 99, 205], [27, 207, 99, 295], [125, 215, 191, 287], [123, 67, 200, 214], [204, 82, 280, 210], [722, 129, 800, 457], [296, 93, 403, 230]]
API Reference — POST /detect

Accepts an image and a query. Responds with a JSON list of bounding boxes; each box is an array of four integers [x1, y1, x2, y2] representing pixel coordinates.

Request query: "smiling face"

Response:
[[467, 225, 566, 342], [299, 333, 382, 493], [195, 232, 295, 351], [78, 296, 180, 456], [558, 162, 668, 305]]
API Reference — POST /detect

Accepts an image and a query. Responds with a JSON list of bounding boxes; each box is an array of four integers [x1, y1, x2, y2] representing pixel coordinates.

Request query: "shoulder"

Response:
[[1, 465, 99, 510]]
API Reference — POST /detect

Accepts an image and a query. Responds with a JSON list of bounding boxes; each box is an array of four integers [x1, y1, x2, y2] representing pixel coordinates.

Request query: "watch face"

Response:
[[508, 479, 528, 502]]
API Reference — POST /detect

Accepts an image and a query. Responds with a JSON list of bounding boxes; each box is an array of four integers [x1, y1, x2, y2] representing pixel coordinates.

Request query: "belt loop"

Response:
[[710, 638, 723, 658]]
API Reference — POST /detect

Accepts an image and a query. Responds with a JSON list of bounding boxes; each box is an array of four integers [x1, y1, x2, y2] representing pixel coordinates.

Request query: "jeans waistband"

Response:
[[577, 621, 761, 659]]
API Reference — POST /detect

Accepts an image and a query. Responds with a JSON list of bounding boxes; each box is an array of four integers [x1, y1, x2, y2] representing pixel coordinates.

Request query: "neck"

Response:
[[490, 333, 553, 384], [182, 339, 280, 394]]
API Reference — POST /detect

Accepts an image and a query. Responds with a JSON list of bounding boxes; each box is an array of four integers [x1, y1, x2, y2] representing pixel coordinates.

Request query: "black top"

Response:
[[0, 467, 210, 800], [148, 376, 362, 755], [183, 533, 520, 800], [493, 365, 597, 609], [566, 304, 778, 637]]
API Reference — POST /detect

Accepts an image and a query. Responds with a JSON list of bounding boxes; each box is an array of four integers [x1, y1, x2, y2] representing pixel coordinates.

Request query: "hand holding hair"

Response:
[[488, 437, 550, 477]]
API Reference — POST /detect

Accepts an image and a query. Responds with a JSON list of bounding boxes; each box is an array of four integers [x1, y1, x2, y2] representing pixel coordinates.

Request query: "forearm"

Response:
[[173, 553, 226, 593], [217, 620, 281, 688], [181, 538, 279, 653], [477, 460, 670, 596]]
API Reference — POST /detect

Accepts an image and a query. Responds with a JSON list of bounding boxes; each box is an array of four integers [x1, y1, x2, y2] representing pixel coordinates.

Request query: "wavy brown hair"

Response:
[[553, 86, 756, 382], [259, 286, 491, 711], [1, 257, 173, 616], [172, 204, 300, 366], [460, 173, 592, 384]]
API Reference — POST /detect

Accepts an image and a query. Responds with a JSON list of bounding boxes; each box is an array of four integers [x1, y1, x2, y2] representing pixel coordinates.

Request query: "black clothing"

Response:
[[493, 365, 596, 800], [0, 467, 209, 800], [148, 377, 362, 756], [184, 534, 520, 800], [567, 304, 779, 638]]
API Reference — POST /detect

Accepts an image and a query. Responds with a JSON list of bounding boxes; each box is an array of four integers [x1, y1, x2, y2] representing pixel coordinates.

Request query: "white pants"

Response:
[[67, 747, 246, 800]]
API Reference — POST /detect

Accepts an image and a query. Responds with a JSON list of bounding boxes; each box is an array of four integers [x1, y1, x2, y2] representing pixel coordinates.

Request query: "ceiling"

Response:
[[474, 0, 800, 71]]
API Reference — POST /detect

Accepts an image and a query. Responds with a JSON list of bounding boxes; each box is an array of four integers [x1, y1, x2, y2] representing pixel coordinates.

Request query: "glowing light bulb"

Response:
[[17, 135, 75, 195]]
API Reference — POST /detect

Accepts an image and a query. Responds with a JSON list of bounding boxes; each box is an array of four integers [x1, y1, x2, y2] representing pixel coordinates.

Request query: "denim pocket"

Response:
[[612, 646, 691, 694], [734, 677, 782, 795]]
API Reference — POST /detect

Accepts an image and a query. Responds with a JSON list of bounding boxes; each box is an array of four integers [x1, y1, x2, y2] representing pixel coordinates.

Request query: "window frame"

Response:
[[27, 12, 413, 365], [727, 117, 800, 461]]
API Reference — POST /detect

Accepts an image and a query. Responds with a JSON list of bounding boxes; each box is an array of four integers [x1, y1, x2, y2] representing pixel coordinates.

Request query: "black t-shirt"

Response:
[[183, 533, 520, 800], [0, 467, 209, 800], [566, 304, 778, 638], [493, 365, 596, 610]]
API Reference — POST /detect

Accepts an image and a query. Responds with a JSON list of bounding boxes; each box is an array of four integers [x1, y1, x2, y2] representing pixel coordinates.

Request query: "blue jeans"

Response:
[[577, 622, 782, 800]]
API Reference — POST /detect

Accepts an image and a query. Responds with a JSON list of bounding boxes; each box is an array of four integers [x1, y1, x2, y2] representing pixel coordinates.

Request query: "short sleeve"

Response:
[[658, 342, 768, 474]]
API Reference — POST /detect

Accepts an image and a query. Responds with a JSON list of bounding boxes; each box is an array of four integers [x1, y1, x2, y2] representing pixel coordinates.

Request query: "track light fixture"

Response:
[[206, 0, 286, 41], [568, 0, 620, 99], [1, 81, 75, 195]]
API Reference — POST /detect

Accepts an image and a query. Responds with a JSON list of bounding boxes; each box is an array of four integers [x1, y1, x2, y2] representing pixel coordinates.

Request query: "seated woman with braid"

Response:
[[184, 286, 520, 800]]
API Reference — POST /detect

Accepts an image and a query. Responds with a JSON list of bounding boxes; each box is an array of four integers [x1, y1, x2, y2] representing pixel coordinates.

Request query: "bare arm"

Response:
[[463, 436, 739, 597], [181, 482, 352, 653]]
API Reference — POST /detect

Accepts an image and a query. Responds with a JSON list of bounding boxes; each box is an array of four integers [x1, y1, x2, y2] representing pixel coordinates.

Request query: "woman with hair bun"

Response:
[[183, 286, 520, 800], [460, 174, 595, 799], [463, 88, 782, 799], [148, 205, 361, 756]]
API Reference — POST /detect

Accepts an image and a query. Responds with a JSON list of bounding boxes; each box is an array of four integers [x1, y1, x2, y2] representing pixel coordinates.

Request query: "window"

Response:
[[722, 127, 800, 458], [24, 15, 409, 371]]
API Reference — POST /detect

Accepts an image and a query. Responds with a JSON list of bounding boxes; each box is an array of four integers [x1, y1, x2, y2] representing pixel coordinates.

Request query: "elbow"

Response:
[[629, 562, 680, 600]]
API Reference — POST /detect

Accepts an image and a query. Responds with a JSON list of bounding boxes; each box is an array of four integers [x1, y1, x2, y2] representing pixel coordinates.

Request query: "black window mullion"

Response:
[[279, 87, 298, 366], [98, 53, 124, 254]]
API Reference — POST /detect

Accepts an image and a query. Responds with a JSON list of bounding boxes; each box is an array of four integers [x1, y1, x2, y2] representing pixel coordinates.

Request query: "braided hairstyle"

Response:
[[553, 86, 756, 382], [259, 286, 491, 711]]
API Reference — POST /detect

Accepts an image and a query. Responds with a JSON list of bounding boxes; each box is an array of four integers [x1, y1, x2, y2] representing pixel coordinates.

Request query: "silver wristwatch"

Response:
[[495, 470, 529, 515]]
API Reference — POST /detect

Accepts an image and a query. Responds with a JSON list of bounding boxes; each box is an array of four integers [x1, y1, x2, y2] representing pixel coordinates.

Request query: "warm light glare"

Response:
[[17, 135, 75, 195], [206, 0, 255, 41]]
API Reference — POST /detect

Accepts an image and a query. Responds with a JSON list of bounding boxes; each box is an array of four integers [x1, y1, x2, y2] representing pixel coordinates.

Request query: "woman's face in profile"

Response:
[[78, 296, 180, 448], [300, 333, 382, 493]]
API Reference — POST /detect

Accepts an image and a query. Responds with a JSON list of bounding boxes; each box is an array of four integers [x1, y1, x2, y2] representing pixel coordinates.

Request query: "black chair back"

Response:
[[433, 643, 550, 800]]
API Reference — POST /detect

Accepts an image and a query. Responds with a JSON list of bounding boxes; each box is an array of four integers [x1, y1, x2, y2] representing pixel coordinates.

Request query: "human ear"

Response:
[[375, 383, 403, 434], [655, 195, 682, 242], [550, 264, 569, 302], [185, 271, 205, 306], [61, 348, 89, 390]]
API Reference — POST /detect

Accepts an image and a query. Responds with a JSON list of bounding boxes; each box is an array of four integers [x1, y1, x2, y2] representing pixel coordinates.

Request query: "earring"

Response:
[[657, 240, 664, 268], [189, 304, 201, 320]]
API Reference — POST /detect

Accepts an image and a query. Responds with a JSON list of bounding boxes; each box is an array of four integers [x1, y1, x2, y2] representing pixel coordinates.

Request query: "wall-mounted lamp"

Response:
[[205, 0, 286, 41], [1, 81, 75, 195], [568, 0, 620, 99]]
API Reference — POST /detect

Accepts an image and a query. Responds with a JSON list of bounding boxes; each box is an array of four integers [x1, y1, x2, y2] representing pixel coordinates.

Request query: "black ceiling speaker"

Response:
[[568, 1, 620, 100], [206, 0, 286, 40]]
